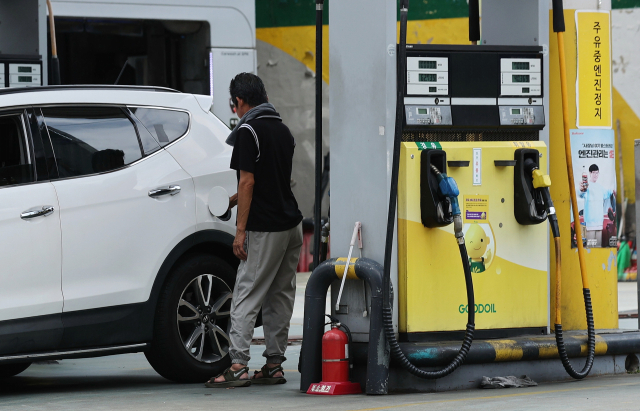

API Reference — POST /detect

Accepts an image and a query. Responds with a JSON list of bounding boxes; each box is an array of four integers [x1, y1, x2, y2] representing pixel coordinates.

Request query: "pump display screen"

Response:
[[522, 87, 530, 93], [417, 108, 428, 115], [419, 60, 437, 69], [18, 66, 32, 73], [512, 75, 530, 83], [511, 108, 521, 115], [419, 73, 437, 82], [429, 86, 437, 92], [512, 62, 530, 70], [18, 76, 32, 82]]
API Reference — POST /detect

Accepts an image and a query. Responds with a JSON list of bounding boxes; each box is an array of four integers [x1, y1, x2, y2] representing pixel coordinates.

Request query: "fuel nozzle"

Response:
[[524, 159, 551, 190], [431, 164, 464, 243], [524, 159, 559, 238]]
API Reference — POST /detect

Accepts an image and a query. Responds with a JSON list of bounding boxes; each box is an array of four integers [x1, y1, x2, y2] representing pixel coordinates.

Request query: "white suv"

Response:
[[0, 86, 241, 383]]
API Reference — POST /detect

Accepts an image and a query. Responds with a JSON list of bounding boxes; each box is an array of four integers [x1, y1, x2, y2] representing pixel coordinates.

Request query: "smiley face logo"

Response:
[[464, 222, 494, 273]]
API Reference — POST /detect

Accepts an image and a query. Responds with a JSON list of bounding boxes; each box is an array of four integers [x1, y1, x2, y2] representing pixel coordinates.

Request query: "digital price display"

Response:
[[18, 67, 33, 73], [511, 108, 521, 115], [512, 75, 530, 83], [417, 108, 428, 115], [429, 87, 437, 92], [419, 60, 437, 69], [512, 62, 530, 70], [419, 73, 437, 82], [522, 87, 530, 93], [18, 76, 32, 82]]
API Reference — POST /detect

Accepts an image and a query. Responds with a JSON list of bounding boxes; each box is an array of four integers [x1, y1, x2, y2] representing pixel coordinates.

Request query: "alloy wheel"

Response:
[[176, 274, 232, 363]]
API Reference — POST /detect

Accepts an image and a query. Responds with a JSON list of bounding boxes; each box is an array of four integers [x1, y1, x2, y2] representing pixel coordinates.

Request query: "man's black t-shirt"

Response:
[[230, 117, 303, 232]]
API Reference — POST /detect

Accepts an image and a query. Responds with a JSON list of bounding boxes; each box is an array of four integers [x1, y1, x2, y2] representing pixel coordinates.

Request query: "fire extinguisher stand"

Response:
[[300, 257, 389, 395], [307, 319, 362, 395]]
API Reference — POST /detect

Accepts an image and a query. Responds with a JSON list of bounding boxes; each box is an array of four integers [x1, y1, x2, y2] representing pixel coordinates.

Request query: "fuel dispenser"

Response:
[[397, 45, 549, 339]]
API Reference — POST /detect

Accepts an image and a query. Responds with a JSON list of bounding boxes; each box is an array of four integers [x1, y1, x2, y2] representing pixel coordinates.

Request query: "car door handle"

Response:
[[21, 205, 55, 220], [148, 185, 181, 198]]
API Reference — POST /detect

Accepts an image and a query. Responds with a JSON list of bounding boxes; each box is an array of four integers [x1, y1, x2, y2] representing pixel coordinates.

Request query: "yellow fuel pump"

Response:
[[389, 0, 595, 381]]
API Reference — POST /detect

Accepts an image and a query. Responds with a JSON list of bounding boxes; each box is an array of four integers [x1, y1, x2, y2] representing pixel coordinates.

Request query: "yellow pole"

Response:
[[556, 31, 590, 293]]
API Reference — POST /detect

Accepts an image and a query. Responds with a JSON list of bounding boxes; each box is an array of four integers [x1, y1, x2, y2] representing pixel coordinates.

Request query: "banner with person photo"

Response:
[[569, 129, 617, 248]]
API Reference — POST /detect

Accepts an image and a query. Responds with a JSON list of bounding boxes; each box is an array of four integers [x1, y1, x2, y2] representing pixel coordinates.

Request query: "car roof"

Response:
[[0, 85, 180, 96], [0, 85, 206, 112]]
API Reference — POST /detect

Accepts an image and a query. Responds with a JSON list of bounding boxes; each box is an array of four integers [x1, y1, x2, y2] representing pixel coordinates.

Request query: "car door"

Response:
[[40, 105, 196, 315], [0, 108, 63, 355]]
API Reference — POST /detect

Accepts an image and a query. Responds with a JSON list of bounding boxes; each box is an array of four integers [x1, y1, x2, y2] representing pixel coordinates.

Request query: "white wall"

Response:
[[49, 0, 255, 49], [612, 8, 640, 119]]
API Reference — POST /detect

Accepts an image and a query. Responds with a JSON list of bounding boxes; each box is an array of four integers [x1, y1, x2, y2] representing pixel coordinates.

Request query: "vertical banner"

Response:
[[575, 11, 612, 129], [569, 129, 617, 248]]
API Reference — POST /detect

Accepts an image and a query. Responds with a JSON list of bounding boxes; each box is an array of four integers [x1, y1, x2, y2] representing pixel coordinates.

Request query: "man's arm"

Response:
[[229, 193, 238, 209], [233, 170, 255, 260]]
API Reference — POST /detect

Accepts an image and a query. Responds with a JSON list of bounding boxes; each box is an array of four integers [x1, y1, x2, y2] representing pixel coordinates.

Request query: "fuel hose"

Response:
[[381, 0, 475, 379], [525, 158, 595, 379]]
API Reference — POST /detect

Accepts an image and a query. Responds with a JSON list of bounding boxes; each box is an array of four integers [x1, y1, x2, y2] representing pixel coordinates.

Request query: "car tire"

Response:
[[145, 254, 236, 383], [0, 363, 31, 379]]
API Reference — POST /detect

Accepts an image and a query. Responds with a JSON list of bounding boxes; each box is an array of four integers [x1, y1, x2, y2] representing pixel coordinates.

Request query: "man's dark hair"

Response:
[[229, 73, 268, 108], [589, 164, 599, 173]]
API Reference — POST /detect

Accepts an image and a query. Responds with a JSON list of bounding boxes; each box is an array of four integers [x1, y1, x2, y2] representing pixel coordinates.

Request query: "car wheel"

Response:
[[0, 363, 31, 379], [145, 254, 235, 383]]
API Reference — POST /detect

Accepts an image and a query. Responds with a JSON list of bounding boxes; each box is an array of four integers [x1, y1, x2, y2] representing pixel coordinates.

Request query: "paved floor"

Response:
[[1, 350, 640, 411], [1, 277, 639, 410]]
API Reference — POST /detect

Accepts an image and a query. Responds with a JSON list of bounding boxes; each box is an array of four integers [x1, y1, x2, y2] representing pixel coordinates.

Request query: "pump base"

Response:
[[307, 381, 362, 395], [348, 329, 640, 393]]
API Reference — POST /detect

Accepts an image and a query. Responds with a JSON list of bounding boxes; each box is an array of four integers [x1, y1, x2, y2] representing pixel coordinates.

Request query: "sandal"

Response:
[[205, 366, 251, 388], [251, 364, 287, 385]]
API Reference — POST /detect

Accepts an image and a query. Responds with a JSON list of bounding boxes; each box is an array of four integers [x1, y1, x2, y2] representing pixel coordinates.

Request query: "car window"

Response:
[[134, 119, 161, 156], [0, 113, 34, 188], [129, 107, 189, 147], [42, 106, 143, 178]]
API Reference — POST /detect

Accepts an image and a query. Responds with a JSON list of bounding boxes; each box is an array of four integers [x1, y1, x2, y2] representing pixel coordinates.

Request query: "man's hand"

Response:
[[234, 171, 254, 261], [229, 193, 238, 210], [233, 229, 248, 260]]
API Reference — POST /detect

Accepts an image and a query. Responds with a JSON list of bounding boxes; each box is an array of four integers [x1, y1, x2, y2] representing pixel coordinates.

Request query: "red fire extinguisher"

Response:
[[322, 323, 350, 382], [307, 320, 361, 395]]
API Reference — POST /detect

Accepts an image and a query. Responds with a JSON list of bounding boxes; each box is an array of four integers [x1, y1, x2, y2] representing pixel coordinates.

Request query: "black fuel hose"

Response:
[[381, 0, 475, 379], [540, 186, 595, 379], [526, 157, 595, 379]]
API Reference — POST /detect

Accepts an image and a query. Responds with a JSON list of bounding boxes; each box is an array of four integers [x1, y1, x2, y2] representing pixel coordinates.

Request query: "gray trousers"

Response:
[[229, 223, 303, 365]]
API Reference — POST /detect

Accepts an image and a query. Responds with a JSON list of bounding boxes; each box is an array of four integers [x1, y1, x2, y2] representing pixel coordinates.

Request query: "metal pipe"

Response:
[[468, 0, 480, 45], [313, 0, 324, 270], [46, 0, 61, 85], [299, 258, 388, 394], [46, 0, 57, 57], [616, 119, 626, 239], [320, 220, 330, 263]]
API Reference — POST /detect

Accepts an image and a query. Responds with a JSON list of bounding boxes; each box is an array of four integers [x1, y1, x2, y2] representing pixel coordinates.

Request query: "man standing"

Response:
[[206, 73, 303, 388], [579, 164, 615, 247]]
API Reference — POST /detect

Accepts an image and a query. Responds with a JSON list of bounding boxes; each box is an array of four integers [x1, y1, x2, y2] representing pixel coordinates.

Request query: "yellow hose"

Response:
[[554, 237, 562, 325], [556, 31, 590, 295], [552, 2, 595, 380]]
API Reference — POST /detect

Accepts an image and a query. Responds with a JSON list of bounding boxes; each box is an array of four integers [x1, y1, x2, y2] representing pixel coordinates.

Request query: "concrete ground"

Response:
[[2, 351, 640, 411], [1, 278, 638, 410]]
